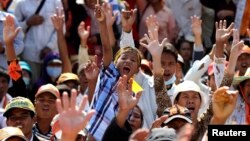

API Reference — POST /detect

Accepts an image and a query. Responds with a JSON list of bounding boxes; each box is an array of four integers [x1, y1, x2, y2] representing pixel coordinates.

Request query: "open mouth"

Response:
[[123, 66, 131, 75], [164, 73, 171, 80], [187, 107, 195, 113]]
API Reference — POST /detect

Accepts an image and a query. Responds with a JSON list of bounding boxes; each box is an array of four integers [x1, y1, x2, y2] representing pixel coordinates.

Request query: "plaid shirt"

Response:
[[87, 62, 120, 141]]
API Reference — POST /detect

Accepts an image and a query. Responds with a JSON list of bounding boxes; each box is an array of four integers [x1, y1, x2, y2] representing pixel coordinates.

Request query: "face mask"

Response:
[[46, 67, 62, 78], [23, 77, 30, 86], [164, 74, 176, 86]]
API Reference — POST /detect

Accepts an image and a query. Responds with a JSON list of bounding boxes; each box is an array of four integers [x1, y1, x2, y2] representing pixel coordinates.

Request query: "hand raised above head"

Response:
[[95, 4, 105, 22], [78, 21, 90, 45], [215, 20, 234, 43], [51, 7, 64, 32], [121, 8, 137, 32], [84, 55, 99, 80], [3, 15, 21, 45], [191, 15, 202, 36]]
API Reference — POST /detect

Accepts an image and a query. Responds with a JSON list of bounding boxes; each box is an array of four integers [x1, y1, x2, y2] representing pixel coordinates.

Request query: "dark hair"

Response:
[[0, 67, 10, 83], [176, 37, 193, 51], [162, 43, 178, 62], [134, 105, 144, 127]]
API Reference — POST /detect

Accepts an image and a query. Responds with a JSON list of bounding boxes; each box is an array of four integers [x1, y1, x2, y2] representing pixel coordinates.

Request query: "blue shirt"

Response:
[[87, 62, 120, 141]]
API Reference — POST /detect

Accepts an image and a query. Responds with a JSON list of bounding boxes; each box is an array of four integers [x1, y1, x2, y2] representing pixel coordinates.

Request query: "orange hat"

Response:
[[240, 45, 250, 55], [36, 84, 60, 98]]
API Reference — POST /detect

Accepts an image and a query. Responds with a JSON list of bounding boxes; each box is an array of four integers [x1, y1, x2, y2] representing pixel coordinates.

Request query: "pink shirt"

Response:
[[139, 4, 177, 43]]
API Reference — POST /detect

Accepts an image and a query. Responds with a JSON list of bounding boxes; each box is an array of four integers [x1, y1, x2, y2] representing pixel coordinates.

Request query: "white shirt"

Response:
[[135, 71, 157, 129], [14, 0, 63, 63], [165, 0, 201, 40]]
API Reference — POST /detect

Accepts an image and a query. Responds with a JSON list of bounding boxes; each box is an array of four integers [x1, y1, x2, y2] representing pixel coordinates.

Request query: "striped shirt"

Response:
[[33, 123, 52, 141], [87, 62, 120, 141]]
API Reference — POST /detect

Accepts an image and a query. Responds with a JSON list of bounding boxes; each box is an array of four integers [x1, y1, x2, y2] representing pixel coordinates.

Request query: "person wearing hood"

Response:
[[32, 52, 62, 102]]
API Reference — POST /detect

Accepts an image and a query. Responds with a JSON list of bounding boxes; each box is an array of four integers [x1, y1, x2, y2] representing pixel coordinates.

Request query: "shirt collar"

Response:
[[0, 12, 7, 21]]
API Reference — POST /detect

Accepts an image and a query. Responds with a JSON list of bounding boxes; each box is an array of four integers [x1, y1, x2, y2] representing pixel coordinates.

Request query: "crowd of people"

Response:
[[0, 0, 250, 141]]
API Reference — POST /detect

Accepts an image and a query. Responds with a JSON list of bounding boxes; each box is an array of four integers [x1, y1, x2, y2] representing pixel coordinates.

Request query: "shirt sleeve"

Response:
[[119, 30, 135, 48], [213, 55, 227, 88]]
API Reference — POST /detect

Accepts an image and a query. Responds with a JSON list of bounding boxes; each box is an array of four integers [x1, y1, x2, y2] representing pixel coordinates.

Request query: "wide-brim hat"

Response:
[[172, 80, 206, 112], [233, 67, 250, 86], [0, 127, 27, 141]]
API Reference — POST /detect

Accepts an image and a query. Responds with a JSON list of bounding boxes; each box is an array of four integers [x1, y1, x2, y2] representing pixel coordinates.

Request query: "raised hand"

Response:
[[215, 20, 234, 43], [117, 75, 142, 112], [139, 32, 167, 58], [191, 15, 202, 36], [121, 8, 137, 32], [212, 86, 238, 124], [150, 115, 168, 130], [231, 29, 244, 56], [51, 7, 64, 32], [95, 4, 105, 22], [78, 21, 90, 46], [129, 128, 149, 141], [56, 89, 95, 139], [3, 15, 21, 45], [102, 2, 118, 27], [145, 15, 159, 34], [84, 55, 99, 80]]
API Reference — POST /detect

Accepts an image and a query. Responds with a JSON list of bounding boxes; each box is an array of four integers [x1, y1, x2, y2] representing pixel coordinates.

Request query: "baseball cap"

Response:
[[147, 128, 176, 141], [19, 61, 32, 73], [57, 73, 80, 84], [36, 84, 60, 98], [3, 97, 35, 117], [0, 127, 27, 141], [163, 105, 192, 125]]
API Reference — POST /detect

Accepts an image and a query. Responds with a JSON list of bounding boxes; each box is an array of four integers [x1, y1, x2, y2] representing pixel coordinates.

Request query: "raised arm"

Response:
[[140, 15, 171, 116], [83, 55, 99, 103], [51, 8, 72, 72], [215, 20, 233, 58], [95, 4, 112, 68], [191, 15, 204, 62], [220, 29, 244, 87], [78, 21, 91, 67], [119, 8, 137, 48], [3, 15, 27, 98], [103, 2, 118, 48]]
